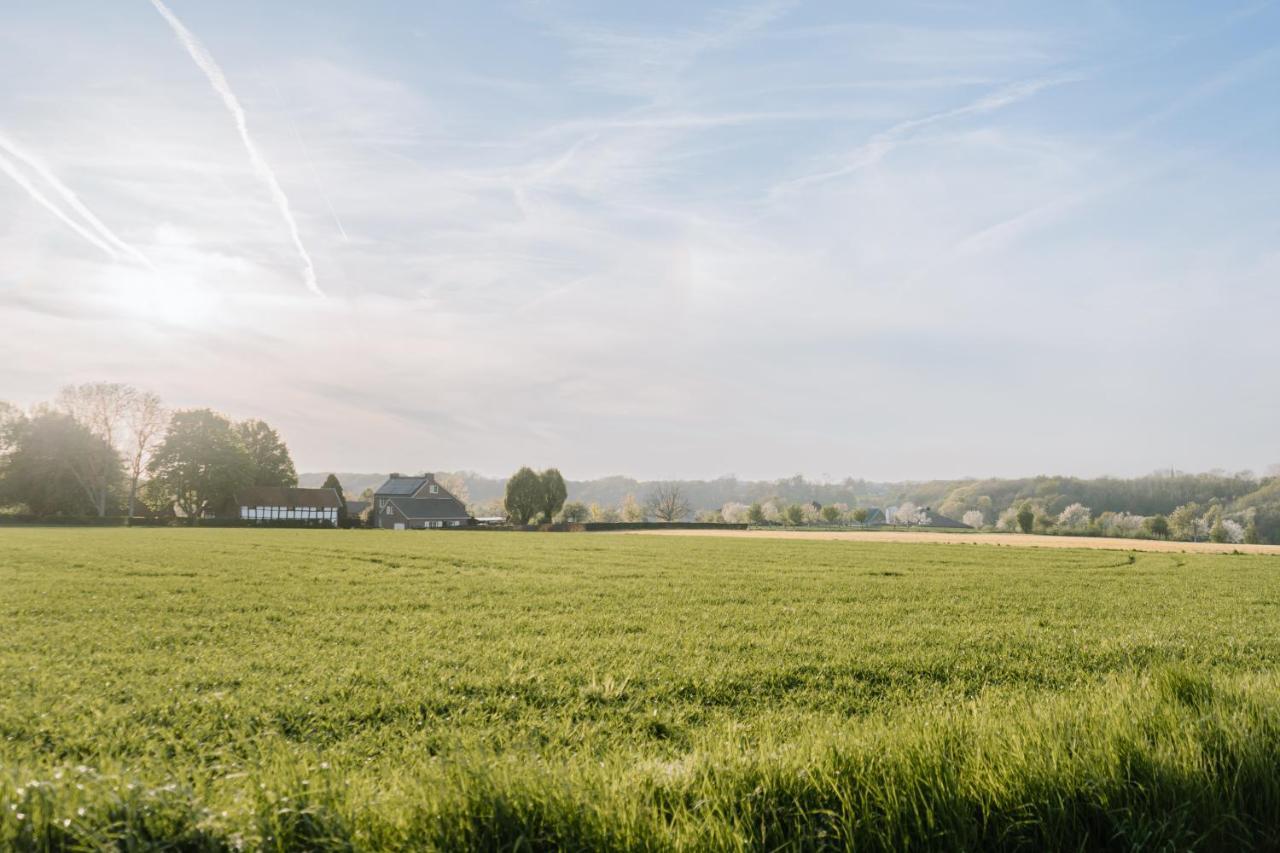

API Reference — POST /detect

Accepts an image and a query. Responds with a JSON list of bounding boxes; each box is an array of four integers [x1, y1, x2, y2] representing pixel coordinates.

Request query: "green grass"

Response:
[[2, 528, 1280, 851]]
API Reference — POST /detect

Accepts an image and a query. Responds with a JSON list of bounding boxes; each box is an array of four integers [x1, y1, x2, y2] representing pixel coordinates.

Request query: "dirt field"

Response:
[[625, 527, 1280, 555]]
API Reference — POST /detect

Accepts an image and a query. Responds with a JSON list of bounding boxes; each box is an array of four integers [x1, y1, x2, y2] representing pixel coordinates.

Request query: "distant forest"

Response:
[[306, 469, 1280, 543]]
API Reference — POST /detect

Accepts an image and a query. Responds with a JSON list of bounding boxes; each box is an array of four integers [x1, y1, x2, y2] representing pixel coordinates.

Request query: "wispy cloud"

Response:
[[147, 0, 322, 296], [777, 74, 1081, 192]]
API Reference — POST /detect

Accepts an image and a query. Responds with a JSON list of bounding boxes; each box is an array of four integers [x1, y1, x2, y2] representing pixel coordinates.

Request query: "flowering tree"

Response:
[[894, 502, 928, 525], [962, 509, 985, 529], [720, 502, 750, 524], [1057, 503, 1092, 530]]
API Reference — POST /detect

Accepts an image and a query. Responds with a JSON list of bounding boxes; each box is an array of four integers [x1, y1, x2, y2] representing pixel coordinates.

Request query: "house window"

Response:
[[429, 485, 439, 494]]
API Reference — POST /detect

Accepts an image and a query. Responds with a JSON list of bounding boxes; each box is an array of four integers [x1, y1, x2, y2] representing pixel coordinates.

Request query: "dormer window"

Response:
[[429, 485, 439, 494]]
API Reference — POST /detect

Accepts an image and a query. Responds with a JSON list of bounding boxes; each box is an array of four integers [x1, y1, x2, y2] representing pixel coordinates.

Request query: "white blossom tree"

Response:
[[761, 500, 783, 523], [962, 509, 985, 529], [720, 502, 750, 524], [894, 502, 928, 525], [1057, 503, 1091, 530], [1221, 519, 1245, 544]]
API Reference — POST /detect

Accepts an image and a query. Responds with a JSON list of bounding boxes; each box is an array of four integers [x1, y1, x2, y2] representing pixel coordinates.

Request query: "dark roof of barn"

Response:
[[236, 487, 341, 509], [387, 497, 471, 520]]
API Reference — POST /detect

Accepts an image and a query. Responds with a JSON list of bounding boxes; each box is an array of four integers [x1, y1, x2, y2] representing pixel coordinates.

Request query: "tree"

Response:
[[962, 509, 985, 529], [539, 468, 567, 523], [1220, 519, 1245, 545], [1144, 514, 1170, 539], [1245, 519, 1260, 544], [721, 502, 750, 524], [821, 505, 841, 524], [646, 482, 690, 522], [895, 502, 927, 526], [55, 383, 135, 516], [851, 507, 870, 525], [560, 501, 589, 523], [435, 472, 471, 508], [1057, 503, 1091, 530], [122, 391, 166, 519], [1016, 503, 1035, 534], [0, 412, 122, 516], [590, 502, 620, 523], [322, 474, 348, 527], [1168, 503, 1204, 541], [236, 419, 297, 487], [783, 503, 805, 526], [55, 383, 168, 519], [747, 502, 766, 525], [148, 410, 253, 522], [621, 494, 645, 522], [504, 467, 544, 525]]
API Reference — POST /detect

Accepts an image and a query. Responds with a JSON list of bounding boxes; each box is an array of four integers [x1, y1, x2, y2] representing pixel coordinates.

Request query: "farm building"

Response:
[[373, 473, 472, 530], [234, 486, 341, 525]]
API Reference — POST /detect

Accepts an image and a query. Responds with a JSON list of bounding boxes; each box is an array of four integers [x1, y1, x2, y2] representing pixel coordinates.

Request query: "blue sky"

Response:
[[1, 1, 1277, 480]]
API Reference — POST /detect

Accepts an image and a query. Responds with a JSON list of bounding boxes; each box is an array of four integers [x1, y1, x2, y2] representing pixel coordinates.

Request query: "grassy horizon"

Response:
[[3, 529, 1280, 850]]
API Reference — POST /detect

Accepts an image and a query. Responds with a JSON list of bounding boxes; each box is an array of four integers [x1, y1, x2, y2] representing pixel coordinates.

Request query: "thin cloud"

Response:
[[147, 0, 322, 296]]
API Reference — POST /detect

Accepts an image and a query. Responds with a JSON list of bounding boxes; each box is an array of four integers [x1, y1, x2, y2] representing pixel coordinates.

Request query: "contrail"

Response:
[[147, 0, 322, 296], [0, 147, 122, 261], [271, 81, 349, 241], [0, 132, 153, 268]]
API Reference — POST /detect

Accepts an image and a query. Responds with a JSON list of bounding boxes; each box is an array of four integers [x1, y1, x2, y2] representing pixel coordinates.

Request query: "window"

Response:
[[429, 485, 439, 494]]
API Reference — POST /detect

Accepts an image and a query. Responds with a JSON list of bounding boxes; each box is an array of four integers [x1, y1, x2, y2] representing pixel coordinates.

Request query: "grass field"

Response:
[[3, 528, 1280, 850]]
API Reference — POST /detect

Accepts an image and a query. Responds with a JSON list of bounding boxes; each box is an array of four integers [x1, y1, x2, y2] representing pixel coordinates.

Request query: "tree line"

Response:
[[0, 383, 297, 522]]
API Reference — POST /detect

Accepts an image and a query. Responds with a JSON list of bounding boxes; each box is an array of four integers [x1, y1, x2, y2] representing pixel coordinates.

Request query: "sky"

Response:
[[1, 1, 1277, 482]]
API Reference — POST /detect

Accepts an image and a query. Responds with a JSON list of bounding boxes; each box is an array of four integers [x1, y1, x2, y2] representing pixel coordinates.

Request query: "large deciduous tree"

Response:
[[539, 468, 567, 523], [237, 419, 297, 487], [55, 383, 134, 516], [54, 383, 167, 518], [1, 411, 122, 516], [504, 467, 544, 525], [148, 410, 253, 522], [646, 482, 690, 522]]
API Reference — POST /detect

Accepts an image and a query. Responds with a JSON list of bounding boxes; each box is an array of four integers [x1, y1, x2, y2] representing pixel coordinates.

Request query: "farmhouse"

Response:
[[373, 473, 472, 530], [235, 486, 341, 525]]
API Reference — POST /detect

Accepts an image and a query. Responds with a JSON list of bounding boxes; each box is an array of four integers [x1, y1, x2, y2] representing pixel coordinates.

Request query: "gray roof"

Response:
[[236, 487, 340, 509], [375, 476, 429, 496], [388, 497, 471, 520]]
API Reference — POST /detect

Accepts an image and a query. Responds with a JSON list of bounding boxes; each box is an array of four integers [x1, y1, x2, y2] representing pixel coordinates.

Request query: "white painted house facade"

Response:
[[235, 486, 341, 525]]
